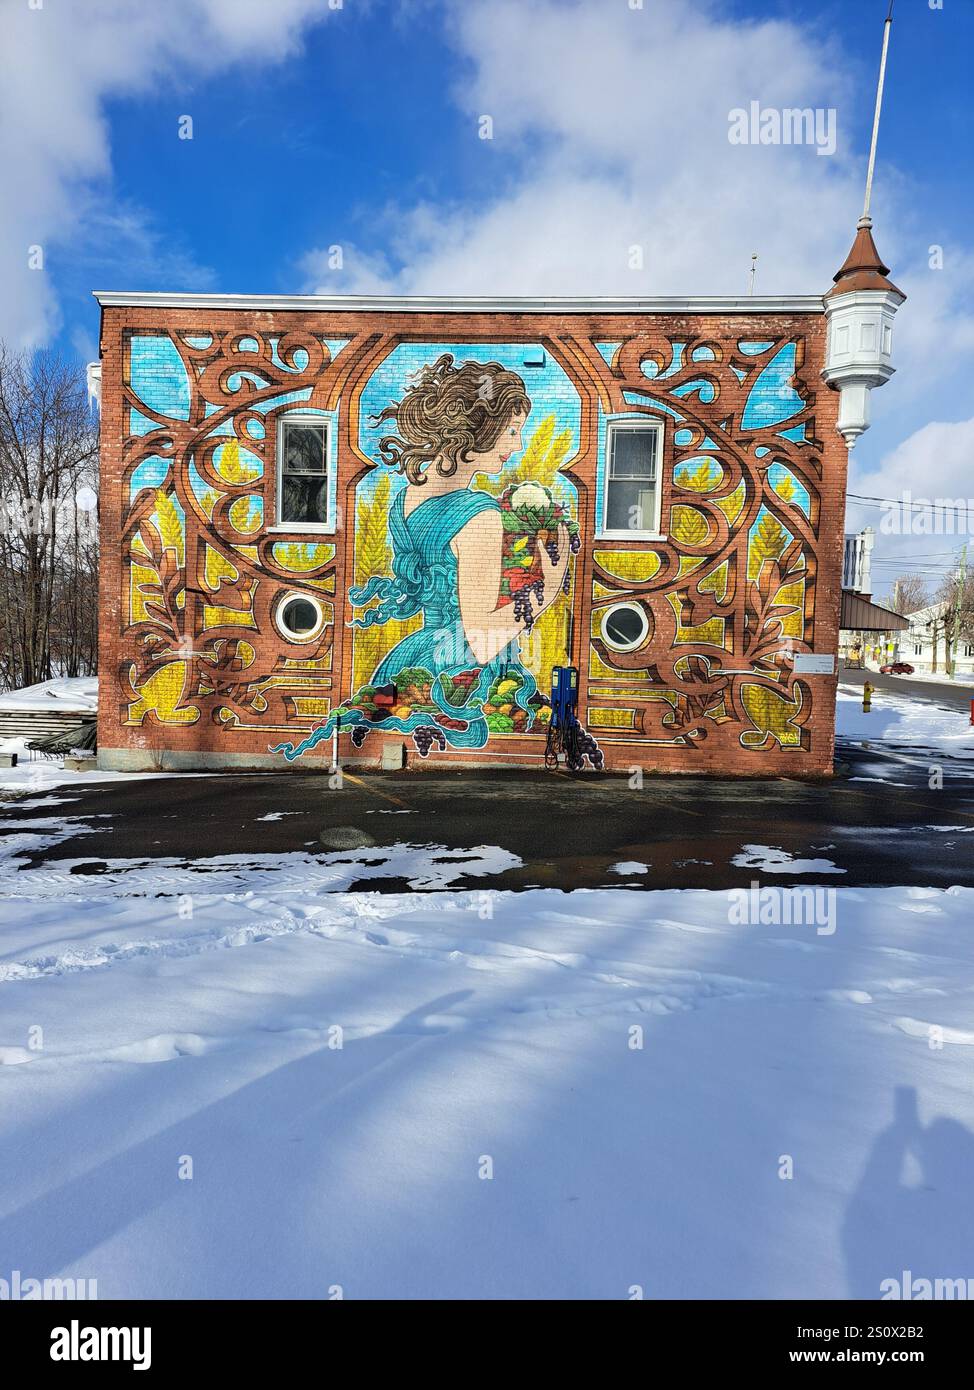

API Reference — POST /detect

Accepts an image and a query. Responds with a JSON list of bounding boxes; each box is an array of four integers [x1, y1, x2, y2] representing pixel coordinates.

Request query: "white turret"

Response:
[[821, 217, 905, 448], [822, 1, 904, 448]]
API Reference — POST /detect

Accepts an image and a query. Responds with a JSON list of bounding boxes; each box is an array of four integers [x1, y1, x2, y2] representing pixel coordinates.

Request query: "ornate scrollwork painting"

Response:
[[111, 316, 833, 769]]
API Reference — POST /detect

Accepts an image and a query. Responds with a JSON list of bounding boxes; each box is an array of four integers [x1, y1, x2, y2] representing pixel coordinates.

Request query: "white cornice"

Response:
[[93, 291, 825, 315]]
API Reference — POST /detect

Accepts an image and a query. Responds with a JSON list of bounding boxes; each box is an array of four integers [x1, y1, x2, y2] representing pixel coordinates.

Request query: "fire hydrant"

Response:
[[863, 681, 874, 712]]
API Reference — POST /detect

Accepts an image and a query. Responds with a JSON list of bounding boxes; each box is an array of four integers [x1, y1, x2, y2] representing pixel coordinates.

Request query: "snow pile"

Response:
[[0, 676, 97, 712]]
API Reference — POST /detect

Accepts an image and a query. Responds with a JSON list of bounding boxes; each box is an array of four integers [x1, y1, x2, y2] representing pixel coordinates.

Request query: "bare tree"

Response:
[[936, 565, 974, 672], [888, 574, 930, 615], [0, 344, 99, 690]]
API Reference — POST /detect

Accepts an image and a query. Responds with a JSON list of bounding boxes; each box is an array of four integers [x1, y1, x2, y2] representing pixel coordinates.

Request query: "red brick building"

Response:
[[93, 255, 903, 775]]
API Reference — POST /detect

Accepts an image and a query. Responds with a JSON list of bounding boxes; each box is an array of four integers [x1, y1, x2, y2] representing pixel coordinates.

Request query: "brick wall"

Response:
[[97, 306, 845, 776]]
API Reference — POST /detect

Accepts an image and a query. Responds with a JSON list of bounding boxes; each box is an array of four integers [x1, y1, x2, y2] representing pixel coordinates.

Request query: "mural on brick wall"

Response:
[[273, 346, 587, 761], [115, 323, 824, 764], [581, 335, 818, 752], [122, 330, 350, 733]]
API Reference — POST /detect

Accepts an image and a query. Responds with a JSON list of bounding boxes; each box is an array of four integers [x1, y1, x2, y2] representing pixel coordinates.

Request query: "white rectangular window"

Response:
[[965, 643, 974, 658], [914, 644, 923, 656], [601, 420, 663, 538], [277, 415, 330, 527]]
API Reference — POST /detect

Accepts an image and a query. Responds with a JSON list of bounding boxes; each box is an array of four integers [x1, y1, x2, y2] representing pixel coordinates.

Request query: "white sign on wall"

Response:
[[793, 653, 836, 675]]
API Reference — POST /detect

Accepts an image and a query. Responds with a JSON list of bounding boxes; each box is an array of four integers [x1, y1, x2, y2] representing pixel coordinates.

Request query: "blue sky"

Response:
[[2, 0, 971, 599]]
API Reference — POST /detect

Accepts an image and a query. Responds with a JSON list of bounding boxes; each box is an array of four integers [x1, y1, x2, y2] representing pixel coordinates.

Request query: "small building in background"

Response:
[[839, 525, 908, 667], [902, 601, 974, 679]]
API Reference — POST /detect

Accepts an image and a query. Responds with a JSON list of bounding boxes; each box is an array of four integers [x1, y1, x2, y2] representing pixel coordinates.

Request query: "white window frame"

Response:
[[273, 413, 333, 533], [598, 417, 666, 541], [600, 600, 651, 653], [276, 590, 327, 643]]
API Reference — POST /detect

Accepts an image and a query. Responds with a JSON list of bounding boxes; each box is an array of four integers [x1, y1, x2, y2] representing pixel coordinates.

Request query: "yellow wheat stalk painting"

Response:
[[481, 414, 573, 496], [351, 473, 421, 692], [153, 489, 184, 563], [748, 510, 789, 582], [217, 438, 261, 485]]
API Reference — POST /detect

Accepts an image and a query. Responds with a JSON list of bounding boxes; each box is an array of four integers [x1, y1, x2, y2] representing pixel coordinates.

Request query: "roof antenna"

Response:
[[861, 1, 894, 228], [747, 252, 757, 296]]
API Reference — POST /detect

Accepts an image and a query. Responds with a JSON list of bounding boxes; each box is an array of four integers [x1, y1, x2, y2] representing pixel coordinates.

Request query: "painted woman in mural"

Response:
[[273, 353, 575, 759]]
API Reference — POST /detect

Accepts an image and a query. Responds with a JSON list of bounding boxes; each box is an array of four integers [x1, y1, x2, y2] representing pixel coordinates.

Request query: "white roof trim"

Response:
[[93, 291, 825, 314]]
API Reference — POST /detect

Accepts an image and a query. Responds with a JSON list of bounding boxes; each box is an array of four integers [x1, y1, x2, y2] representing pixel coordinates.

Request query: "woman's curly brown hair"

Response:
[[371, 353, 531, 485]]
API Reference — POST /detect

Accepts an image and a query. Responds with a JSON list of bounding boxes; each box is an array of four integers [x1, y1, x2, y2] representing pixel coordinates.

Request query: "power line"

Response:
[[847, 492, 973, 514], [871, 554, 964, 564], [871, 564, 961, 573], [871, 548, 965, 557], [871, 546, 966, 558]]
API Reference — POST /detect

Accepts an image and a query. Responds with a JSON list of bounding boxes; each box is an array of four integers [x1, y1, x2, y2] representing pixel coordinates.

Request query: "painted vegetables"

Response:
[[482, 669, 549, 734], [337, 662, 551, 752], [345, 667, 439, 723], [497, 482, 580, 631], [342, 665, 479, 757]]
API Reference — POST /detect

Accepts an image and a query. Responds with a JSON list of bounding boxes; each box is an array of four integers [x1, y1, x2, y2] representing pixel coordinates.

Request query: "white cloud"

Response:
[[8, 0, 972, 507], [856, 417, 974, 505], [301, 0, 973, 417], [0, 0, 334, 347], [305, 0, 867, 296], [847, 417, 974, 597], [298, 0, 974, 584], [888, 249, 974, 390]]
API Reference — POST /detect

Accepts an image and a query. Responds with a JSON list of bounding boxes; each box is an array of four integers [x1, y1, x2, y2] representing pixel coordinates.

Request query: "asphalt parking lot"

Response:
[[3, 725, 972, 892]]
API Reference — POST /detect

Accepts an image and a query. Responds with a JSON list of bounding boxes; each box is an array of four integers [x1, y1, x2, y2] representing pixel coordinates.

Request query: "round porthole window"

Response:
[[601, 601, 649, 652], [277, 592, 324, 643]]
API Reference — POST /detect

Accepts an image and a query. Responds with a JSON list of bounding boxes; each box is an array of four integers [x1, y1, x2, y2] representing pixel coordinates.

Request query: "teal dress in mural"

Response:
[[271, 487, 538, 761]]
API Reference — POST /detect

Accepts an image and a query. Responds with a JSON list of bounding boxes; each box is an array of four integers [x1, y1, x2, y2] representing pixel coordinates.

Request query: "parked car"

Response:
[[879, 662, 915, 675]]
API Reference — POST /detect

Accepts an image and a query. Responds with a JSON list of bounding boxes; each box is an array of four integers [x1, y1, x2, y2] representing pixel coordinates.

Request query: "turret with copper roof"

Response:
[[822, 3, 906, 447]]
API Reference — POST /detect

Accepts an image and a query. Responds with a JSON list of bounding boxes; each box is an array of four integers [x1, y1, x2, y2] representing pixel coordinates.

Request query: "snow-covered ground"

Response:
[[0, 756, 206, 791], [1, 681, 972, 1300], [836, 682, 974, 756], [0, 676, 97, 712], [889, 671, 974, 689], [2, 811, 973, 1298]]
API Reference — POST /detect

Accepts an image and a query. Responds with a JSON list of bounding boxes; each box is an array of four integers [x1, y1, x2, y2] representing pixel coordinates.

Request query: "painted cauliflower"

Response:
[[497, 481, 580, 631]]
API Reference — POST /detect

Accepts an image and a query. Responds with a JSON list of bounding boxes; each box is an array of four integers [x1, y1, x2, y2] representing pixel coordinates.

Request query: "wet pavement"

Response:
[[2, 731, 973, 892]]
